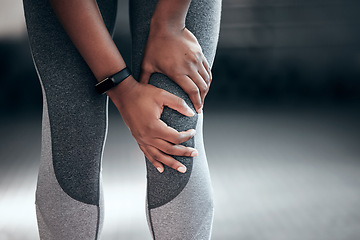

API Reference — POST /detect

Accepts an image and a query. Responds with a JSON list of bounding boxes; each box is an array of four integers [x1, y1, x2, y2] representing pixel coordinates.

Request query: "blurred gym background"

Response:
[[1, 0, 360, 239]]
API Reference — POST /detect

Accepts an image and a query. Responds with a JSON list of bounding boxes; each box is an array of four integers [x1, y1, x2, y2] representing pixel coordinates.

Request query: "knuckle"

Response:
[[200, 85, 208, 95], [203, 75, 209, 84], [160, 90, 172, 101], [158, 90, 167, 98], [189, 87, 199, 96], [184, 59, 193, 67], [165, 145, 175, 155], [172, 74, 183, 82], [205, 74, 211, 83], [152, 152, 161, 161], [149, 159, 159, 166], [168, 160, 178, 169], [173, 136, 182, 145], [181, 147, 190, 156], [188, 52, 199, 63], [147, 157, 155, 163], [175, 97, 186, 108], [179, 98, 187, 107], [146, 124, 155, 134]]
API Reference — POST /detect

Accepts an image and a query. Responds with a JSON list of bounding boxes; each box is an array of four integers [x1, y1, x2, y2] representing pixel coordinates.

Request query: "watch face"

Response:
[[95, 77, 115, 94]]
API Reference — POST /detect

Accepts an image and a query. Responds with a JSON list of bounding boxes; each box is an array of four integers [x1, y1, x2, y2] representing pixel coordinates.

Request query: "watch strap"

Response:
[[95, 67, 131, 94]]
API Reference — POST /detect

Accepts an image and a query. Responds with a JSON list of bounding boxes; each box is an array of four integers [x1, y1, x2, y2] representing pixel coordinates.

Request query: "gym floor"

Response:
[[1, 103, 359, 240]]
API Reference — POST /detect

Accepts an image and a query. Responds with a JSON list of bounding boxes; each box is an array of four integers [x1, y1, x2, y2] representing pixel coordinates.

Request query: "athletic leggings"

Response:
[[23, 0, 221, 239]]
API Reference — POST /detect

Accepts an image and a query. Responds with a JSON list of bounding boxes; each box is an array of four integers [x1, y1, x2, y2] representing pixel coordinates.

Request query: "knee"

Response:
[[146, 74, 200, 209], [148, 73, 198, 134]]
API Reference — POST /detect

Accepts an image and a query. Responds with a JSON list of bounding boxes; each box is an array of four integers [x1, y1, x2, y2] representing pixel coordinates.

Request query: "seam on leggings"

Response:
[[96, 96, 108, 207], [95, 205, 100, 240], [148, 208, 156, 240], [94, 97, 108, 239]]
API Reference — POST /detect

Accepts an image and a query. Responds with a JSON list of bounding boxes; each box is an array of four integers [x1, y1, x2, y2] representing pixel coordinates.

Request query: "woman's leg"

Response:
[[23, 0, 117, 239], [130, 0, 222, 239]]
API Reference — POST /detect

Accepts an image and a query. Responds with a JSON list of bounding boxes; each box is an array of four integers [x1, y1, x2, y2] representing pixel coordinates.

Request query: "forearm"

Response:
[[49, 0, 125, 82], [151, 0, 191, 31]]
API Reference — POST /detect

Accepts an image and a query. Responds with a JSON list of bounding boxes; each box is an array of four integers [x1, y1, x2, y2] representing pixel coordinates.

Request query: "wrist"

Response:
[[150, 17, 185, 34], [150, 0, 190, 31], [106, 75, 138, 104]]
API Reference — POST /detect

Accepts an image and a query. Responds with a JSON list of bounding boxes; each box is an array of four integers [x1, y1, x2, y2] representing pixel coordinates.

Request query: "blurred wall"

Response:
[[211, 0, 360, 104], [0, 0, 359, 114]]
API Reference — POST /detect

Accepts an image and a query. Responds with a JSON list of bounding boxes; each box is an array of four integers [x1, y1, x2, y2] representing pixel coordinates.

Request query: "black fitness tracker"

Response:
[[95, 67, 132, 94]]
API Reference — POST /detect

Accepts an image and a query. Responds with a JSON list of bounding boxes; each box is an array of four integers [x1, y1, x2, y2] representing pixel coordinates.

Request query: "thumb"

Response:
[[161, 91, 195, 117], [139, 69, 151, 84]]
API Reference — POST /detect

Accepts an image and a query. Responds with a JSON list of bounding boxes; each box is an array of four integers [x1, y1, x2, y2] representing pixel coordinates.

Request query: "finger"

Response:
[[146, 145, 187, 173], [198, 65, 210, 86], [187, 71, 208, 106], [139, 70, 151, 84], [202, 58, 212, 84], [173, 75, 202, 113], [139, 144, 164, 173], [154, 121, 196, 145], [151, 138, 198, 157], [160, 90, 195, 117]]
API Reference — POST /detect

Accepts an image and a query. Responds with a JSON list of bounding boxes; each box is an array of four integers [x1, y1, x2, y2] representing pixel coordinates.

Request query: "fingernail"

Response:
[[190, 129, 196, 135], [157, 167, 163, 173], [198, 107, 203, 114], [191, 150, 198, 157], [177, 166, 187, 173]]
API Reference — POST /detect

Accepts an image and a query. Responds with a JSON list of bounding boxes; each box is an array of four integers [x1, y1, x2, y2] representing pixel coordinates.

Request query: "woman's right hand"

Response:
[[107, 76, 198, 173]]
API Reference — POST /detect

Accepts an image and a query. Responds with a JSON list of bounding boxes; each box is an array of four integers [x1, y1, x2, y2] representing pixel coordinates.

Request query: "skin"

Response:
[[49, 0, 211, 173], [140, 0, 212, 113]]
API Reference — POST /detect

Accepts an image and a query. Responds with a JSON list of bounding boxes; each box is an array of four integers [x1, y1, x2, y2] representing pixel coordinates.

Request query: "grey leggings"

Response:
[[23, 0, 221, 239]]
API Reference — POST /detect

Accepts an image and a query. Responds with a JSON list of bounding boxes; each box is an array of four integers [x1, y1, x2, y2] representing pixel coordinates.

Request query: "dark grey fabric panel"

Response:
[[129, 0, 198, 210], [146, 75, 197, 209], [23, 0, 117, 206]]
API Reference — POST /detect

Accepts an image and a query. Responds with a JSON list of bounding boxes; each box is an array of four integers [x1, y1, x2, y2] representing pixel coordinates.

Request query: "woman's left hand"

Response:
[[139, 25, 212, 113]]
